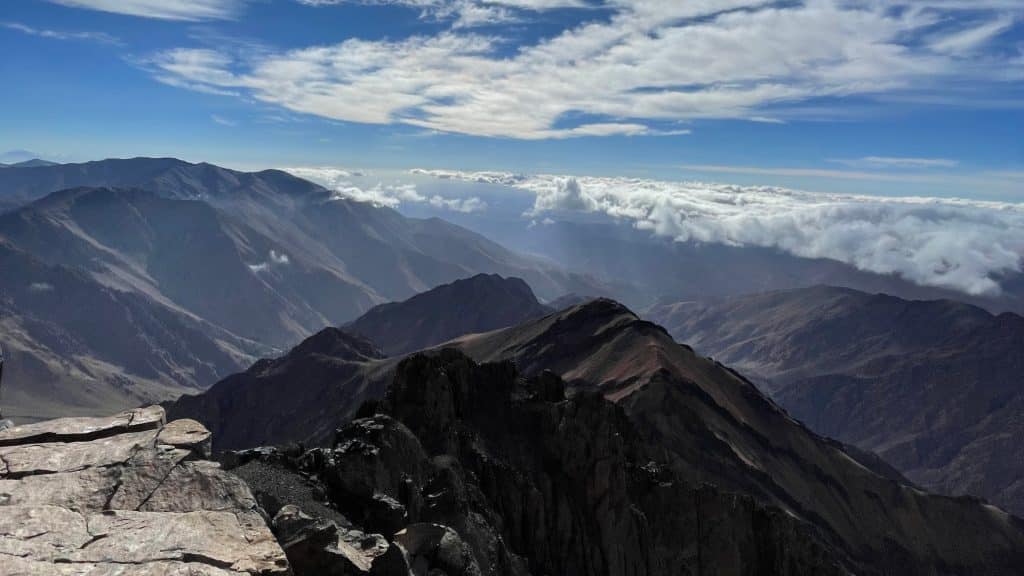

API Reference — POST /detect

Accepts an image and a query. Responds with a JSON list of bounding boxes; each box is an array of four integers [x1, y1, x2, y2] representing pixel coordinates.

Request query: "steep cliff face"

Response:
[[228, 350, 849, 576], [0, 406, 289, 575]]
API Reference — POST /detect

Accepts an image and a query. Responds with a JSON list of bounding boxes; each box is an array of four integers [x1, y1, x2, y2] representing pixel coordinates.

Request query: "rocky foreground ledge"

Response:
[[0, 406, 289, 575]]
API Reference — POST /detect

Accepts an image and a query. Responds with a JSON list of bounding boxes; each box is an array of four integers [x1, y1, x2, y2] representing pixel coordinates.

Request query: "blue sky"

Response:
[[2, 0, 1023, 200]]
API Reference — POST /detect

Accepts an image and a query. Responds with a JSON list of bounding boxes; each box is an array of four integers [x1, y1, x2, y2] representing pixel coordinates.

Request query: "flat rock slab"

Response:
[[0, 407, 289, 575], [0, 406, 165, 447], [3, 556, 250, 575]]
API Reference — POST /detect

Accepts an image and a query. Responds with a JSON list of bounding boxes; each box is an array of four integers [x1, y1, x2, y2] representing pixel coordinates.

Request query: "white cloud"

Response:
[[293, 0, 586, 30], [2, 22, 121, 44], [930, 14, 1017, 54], [47, 0, 244, 20], [210, 114, 237, 126], [416, 168, 1024, 296], [282, 166, 487, 212], [833, 156, 960, 169], [28, 282, 55, 293], [295, 0, 586, 24], [410, 168, 526, 186], [269, 250, 290, 265], [148, 1, 1024, 139], [532, 177, 596, 212], [428, 194, 488, 212], [680, 164, 952, 183], [249, 249, 290, 273]]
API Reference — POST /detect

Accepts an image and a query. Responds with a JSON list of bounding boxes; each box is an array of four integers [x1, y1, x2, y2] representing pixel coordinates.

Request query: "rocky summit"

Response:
[[219, 349, 848, 576], [0, 406, 289, 575]]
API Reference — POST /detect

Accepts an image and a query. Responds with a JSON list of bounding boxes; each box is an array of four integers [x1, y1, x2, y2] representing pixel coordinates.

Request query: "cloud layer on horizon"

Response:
[[284, 166, 488, 213], [412, 168, 1024, 296], [147, 0, 1024, 139]]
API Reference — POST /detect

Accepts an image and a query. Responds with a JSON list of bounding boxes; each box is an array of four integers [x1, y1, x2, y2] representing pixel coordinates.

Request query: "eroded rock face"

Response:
[[271, 504, 408, 576], [0, 406, 289, 575], [223, 350, 848, 576], [376, 350, 849, 576]]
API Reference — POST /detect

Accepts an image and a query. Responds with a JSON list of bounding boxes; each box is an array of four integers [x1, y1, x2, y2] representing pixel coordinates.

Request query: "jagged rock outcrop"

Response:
[[271, 504, 408, 576], [224, 350, 848, 576], [0, 406, 288, 575], [455, 299, 1024, 575], [174, 298, 1024, 574]]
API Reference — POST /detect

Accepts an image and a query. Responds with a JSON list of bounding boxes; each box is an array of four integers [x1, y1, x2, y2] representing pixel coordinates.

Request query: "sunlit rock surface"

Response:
[[0, 406, 288, 575]]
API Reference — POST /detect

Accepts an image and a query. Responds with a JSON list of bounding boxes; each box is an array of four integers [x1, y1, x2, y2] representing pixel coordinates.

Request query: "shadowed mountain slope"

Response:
[[0, 158, 606, 419], [168, 328, 391, 450], [0, 186, 376, 346], [0, 238, 256, 422], [238, 350, 850, 575], [171, 298, 1024, 575], [0, 156, 326, 206], [344, 274, 552, 356], [648, 285, 1024, 515], [0, 159, 605, 337]]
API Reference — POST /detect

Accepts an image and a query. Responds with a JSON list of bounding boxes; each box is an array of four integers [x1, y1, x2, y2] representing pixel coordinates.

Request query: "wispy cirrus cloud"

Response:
[[295, 0, 588, 28], [46, 0, 244, 21], [413, 167, 1024, 296], [210, 114, 237, 126], [830, 156, 960, 169], [145, 0, 1024, 139], [930, 13, 1017, 54], [679, 163, 956, 184], [2, 22, 121, 44]]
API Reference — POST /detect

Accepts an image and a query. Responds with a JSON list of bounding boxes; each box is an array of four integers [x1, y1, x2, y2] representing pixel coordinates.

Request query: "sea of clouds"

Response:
[[285, 166, 487, 213], [412, 169, 1024, 296]]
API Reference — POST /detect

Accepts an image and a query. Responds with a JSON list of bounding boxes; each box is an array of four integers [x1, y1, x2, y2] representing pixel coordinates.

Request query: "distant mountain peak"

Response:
[[345, 274, 552, 356], [6, 158, 59, 168], [284, 327, 384, 364], [0, 156, 331, 205], [563, 296, 636, 318]]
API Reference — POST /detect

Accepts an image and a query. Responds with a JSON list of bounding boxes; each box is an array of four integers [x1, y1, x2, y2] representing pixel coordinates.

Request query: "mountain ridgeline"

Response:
[[171, 297, 1024, 575], [0, 158, 604, 420], [648, 285, 1024, 516], [344, 273, 553, 356], [4, 157, 1024, 575]]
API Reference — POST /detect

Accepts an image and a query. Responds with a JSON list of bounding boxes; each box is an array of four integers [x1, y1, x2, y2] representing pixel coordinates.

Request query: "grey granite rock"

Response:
[[0, 406, 289, 575]]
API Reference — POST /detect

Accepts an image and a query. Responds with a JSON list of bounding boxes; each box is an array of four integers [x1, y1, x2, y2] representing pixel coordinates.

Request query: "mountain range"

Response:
[[169, 289, 1024, 575], [0, 158, 59, 169], [648, 285, 1024, 515], [0, 158, 602, 420], [6, 157, 1015, 422], [5, 155, 1024, 573]]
